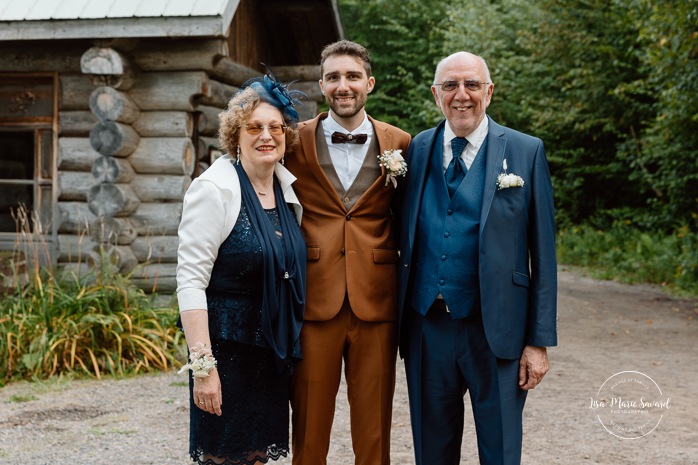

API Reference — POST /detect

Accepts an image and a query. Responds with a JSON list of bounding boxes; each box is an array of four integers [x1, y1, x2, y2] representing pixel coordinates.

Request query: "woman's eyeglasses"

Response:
[[242, 123, 287, 135]]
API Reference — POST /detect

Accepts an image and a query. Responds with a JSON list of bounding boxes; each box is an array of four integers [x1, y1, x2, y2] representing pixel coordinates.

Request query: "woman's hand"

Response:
[[193, 368, 223, 416]]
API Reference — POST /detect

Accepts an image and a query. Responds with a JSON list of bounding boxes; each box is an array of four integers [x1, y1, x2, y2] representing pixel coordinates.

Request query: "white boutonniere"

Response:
[[377, 149, 408, 188], [496, 159, 525, 190]]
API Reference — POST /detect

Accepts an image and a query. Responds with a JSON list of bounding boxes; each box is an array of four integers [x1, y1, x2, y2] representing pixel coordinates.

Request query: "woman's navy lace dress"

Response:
[[189, 203, 290, 465]]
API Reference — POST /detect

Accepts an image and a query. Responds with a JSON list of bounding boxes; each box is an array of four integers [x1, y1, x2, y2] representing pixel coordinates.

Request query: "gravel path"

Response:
[[1, 268, 696, 464]]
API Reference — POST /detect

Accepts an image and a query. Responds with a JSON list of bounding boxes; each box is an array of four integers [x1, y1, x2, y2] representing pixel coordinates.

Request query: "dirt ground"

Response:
[[0, 268, 696, 465]]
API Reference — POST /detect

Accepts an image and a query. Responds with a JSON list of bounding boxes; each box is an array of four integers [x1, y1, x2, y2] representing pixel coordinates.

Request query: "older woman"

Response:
[[176, 74, 306, 464]]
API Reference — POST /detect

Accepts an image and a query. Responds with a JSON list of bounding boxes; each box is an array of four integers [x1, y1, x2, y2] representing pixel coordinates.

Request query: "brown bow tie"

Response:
[[331, 131, 368, 144]]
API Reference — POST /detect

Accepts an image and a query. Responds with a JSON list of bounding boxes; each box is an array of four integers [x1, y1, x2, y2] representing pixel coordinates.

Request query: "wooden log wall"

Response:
[[49, 38, 326, 293]]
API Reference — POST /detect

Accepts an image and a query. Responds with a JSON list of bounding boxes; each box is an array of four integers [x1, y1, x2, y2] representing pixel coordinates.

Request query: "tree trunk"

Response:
[[57, 171, 93, 201], [130, 203, 182, 236], [87, 183, 141, 217], [90, 121, 140, 156], [89, 216, 137, 245], [128, 138, 195, 176], [60, 74, 94, 111], [129, 72, 210, 111], [195, 78, 237, 109], [59, 111, 99, 137], [132, 111, 194, 137], [195, 105, 222, 136], [57, 201, 97, 234], [131, 235, 178, 263], [58, 137, 100, 171], [89, 86, 141, 123], [131, 263, 177, 293], [92, 155, 136, 184], [131, 174, 191, 202], [81, 47, 138, 90]]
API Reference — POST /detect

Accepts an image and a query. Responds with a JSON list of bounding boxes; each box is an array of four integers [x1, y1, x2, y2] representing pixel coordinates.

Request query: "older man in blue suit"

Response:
[[398, 51, 558, 465]]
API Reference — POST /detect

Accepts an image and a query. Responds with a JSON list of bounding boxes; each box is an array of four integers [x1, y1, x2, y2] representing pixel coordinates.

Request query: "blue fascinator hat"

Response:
[[241, 64, 306, 126]]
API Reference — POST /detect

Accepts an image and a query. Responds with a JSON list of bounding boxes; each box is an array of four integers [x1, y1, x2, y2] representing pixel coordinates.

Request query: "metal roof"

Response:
[[0, 0, 241, 39]]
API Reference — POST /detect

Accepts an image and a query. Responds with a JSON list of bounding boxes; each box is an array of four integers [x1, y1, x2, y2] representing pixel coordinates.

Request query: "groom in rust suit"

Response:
[[286, 40, 411, 465]]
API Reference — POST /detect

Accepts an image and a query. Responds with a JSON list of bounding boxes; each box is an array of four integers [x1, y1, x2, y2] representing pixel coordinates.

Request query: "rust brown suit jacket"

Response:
[[285, 112, 411, 322]]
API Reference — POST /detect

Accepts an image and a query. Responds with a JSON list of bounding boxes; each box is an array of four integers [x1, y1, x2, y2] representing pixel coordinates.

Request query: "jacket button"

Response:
[[346, 215, 352, 221], [344, 197, 351, 203], [341, 248, 346, 255]]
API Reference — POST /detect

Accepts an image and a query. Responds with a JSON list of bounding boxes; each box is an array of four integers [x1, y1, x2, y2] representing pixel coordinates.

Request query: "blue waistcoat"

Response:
[[410, 128, 488, 319]]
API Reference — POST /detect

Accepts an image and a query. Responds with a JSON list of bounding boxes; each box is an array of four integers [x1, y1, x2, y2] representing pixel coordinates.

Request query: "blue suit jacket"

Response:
[[398, 117, 558, 360]]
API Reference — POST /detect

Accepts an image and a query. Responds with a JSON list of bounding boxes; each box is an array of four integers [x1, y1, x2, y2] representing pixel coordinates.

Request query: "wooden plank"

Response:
[[89, 121, 140, 156], [57, 171, 94, 201], [195, 105, 222, 136], [211, 56, 258, 86], [58, 137, 101, 171], [87, 183, 141, 217], [130, 202, 182, 236], [88, 215, 137, 245], [57, 201, 97, 234], [272, 65, 322, 81], [131, 262, 177, 293], [129, 71, 210, 111], [133, 39, 226, 71], [132, 111, 193, 137], [92, 155, 136, 184], [57, 234, 93, 263], [59, 111, 99, 137], [131, 235, 178, 263], [60, 74, 94, 111], [81, 47, 127, 75], [89, 87, 141, 123], [0, 43, 83, 73], [128, 137, 195, 176], [131, 174, 191, 202], [0, 17, 227, 41], [195, 78, 236, 109]]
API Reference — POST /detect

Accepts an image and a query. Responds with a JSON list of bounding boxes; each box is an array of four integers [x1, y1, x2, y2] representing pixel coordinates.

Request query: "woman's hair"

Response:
[[218, 87, 300, 155]]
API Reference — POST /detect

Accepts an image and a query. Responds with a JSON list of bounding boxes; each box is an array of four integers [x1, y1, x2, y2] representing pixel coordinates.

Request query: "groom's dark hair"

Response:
[[320, 40, 372, 77]]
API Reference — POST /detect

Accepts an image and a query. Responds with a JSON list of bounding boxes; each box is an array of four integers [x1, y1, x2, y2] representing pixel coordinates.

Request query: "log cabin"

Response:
[[0, 0, 343, 292]]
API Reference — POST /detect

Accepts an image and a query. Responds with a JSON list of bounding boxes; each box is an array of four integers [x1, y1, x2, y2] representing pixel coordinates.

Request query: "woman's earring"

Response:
[[236, 146, 241, 165], [281, 155, 285, 165]]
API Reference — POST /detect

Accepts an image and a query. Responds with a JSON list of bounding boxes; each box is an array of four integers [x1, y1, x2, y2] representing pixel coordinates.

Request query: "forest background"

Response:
[[339, 0, 697, 296]]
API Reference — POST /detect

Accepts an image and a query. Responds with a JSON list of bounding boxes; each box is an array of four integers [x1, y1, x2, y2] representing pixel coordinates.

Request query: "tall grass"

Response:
[[0, 207, 184, 385], [557, 222, 698, 298]]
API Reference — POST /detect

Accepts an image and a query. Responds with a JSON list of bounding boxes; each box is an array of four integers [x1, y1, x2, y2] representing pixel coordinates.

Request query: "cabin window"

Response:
[[0, 74, 57, 263]]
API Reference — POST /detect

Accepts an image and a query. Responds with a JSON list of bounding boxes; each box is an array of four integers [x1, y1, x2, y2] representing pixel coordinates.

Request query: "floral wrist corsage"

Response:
[[178, 342, 217, 378]]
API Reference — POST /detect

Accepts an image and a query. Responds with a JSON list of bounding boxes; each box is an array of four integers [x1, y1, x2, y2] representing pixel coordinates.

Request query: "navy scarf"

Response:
[[235, 163, 306, 373]]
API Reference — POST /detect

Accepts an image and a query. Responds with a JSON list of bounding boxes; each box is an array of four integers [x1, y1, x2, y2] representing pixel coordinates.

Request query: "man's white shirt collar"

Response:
[[443, 117, 489, 170]]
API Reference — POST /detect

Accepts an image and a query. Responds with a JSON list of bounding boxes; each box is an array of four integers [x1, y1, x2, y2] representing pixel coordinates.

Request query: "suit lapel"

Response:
[[298, 113, 346, 209], [407, 123, 443, 250], [479, 116, 507, 235]]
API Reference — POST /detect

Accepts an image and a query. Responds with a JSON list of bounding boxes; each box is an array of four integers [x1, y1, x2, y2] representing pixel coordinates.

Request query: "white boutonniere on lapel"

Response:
[[377, 149, 408, 188], [496, 159, 525, 190]]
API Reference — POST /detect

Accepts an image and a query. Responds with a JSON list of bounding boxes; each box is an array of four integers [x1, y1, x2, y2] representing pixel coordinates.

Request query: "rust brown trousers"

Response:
[[286, 113, 411, 465]]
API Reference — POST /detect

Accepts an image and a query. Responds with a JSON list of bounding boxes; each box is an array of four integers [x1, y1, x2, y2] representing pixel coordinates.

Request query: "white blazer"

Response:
[[176, 154, 303, 312]]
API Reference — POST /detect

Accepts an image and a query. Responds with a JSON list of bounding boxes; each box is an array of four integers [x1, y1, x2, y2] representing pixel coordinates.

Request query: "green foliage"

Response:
[[340, 0, 448, 134], [339, 0, 697, 231], [0, 262, 184, 383], [557, 222, 698, 297]]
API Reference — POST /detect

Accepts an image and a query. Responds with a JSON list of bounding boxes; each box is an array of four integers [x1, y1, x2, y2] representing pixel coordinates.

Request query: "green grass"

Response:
[[557, 222, 698, 299], [5, 394, 38, 403]]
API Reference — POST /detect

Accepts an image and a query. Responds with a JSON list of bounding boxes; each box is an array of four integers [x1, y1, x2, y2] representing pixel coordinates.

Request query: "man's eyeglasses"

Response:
[[242, 123, 287, 135], [434, 80, 490, 92]]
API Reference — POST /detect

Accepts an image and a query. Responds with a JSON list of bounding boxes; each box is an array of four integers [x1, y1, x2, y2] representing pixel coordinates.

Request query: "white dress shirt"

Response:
[[322, 112, 374, 191], [442, 116, 489, 171]]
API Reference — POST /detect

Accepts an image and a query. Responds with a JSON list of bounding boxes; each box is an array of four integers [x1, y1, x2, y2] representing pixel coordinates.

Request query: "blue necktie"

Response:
[[445, 137, 468, 197]]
